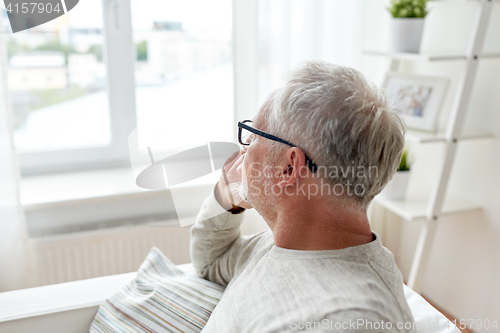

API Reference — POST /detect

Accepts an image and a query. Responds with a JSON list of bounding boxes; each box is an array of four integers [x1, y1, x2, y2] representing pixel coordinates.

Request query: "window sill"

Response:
[[21, 167, 149, 209], [20, 167, 219, 237]]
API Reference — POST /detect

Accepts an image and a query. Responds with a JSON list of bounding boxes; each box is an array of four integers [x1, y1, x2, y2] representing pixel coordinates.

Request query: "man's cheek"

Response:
[[240, 163, 247, 187], [250, 161, 262, 178]]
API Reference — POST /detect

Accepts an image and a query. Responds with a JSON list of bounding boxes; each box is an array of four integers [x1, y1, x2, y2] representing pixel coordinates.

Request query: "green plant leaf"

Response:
[[387, 0, 429, 18], [398, 149, 411, 171]]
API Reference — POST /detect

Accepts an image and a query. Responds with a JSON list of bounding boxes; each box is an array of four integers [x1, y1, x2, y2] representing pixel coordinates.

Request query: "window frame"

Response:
[[17, 0, 257, 175]]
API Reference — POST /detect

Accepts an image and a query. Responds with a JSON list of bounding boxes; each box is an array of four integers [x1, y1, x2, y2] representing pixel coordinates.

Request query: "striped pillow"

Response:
[[90, 247, 224, 333]]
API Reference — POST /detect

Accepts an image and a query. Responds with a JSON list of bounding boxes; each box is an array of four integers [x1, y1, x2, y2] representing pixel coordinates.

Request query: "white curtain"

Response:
[[0, 26, 33, 292], [256, 0, 367, 105]]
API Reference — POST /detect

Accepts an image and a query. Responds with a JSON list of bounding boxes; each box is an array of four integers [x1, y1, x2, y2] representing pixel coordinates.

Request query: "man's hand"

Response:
[[215, 151, 253, 211]]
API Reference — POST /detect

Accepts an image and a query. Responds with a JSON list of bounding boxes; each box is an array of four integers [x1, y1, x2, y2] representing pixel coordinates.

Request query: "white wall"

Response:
[[365, 2, 500, 332]]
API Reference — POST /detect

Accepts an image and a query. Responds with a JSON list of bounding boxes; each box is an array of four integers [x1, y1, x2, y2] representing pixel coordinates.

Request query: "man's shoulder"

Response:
[[231, 228, 274, 276], [236, 228, 274, 258]]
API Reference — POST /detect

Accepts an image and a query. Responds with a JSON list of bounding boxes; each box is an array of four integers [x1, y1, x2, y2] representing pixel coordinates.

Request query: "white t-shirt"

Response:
[[190, 186, 416, 333]]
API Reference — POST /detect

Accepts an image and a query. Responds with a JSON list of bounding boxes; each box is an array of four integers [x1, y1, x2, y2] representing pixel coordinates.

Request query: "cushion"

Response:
[[90, 247, 224, 333]]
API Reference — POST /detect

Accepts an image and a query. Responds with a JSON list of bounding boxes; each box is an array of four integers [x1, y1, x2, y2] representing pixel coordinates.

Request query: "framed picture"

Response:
[[383, 72, 449, 132]]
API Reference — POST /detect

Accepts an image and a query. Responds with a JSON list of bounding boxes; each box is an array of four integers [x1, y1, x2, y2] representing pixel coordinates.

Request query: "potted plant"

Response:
[[387, 0, 429, 53], [379, 149, 412, 200]]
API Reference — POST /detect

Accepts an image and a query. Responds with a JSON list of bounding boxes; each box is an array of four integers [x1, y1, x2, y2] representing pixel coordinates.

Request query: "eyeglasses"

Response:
[[237, 120, 318, 173]]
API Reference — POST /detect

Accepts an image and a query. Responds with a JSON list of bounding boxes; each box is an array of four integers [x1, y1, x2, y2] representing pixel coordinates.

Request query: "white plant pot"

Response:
[[391, 18, 425, 53], [379, 171, 411, 200]]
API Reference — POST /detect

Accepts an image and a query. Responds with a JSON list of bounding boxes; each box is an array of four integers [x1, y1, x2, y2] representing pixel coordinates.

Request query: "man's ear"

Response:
[[276, 148, 306, 188]]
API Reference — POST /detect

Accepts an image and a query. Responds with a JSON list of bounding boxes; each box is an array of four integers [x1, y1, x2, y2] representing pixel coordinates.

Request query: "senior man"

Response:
[[190, 61, 415, 332]]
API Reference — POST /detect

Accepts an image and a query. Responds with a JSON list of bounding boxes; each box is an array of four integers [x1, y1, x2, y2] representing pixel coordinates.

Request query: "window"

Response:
[[5, 0, 115, 174], [3, 0, 233, 174]]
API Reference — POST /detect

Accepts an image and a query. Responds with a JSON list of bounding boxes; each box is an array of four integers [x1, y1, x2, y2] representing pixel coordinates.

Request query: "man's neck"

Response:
[[270, 196, 374, 251]]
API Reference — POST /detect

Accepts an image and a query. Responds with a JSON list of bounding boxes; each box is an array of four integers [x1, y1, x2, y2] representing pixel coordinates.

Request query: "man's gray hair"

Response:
[[266, 60, 405, 210]]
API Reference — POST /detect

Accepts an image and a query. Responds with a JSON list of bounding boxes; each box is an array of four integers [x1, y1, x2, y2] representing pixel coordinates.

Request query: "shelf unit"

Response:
[[374, 194, 482, 222], [365, 0, 495, 294], [363, 50, 500, 62], [404, 127, 494, 143]]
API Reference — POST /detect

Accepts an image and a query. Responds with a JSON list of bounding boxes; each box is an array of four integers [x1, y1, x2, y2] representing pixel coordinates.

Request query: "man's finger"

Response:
[[222, 150, 242, 171], [224, 153, 245, 175], [222, 171, 236, 206]]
